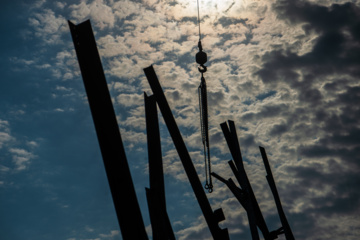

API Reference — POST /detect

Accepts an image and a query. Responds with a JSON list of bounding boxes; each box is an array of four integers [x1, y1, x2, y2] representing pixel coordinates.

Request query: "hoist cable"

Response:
[[197, 0, 201, 40]]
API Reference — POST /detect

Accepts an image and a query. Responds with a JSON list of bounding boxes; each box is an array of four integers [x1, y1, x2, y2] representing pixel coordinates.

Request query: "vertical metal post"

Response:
[[145, 93, 166, 207], [144, 93, 175, 240], [143, 65, 229, 240], [68, 20, 148, 240], [260, 147, 295, 240]]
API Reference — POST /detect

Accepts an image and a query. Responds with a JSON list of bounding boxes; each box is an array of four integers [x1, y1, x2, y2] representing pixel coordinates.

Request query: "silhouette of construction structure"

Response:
[[68, 19, 294, 240], [211, 121, 294, 240]]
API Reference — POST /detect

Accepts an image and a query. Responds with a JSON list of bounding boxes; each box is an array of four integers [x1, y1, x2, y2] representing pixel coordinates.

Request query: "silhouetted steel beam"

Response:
[[145, 93, 166, 207], [146, 188, 175, 240], [260, 147, 295, 240], [220, 121, 271, 240], [144, 65, 229, 240], [68, 20, 148, 240], [211, 172, 259, 240], [144, 93, 175, 240]]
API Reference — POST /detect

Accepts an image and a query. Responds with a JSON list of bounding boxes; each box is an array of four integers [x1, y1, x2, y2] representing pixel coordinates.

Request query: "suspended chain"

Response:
[[198, 74, 213, 193], [196, 0, 212, 193]]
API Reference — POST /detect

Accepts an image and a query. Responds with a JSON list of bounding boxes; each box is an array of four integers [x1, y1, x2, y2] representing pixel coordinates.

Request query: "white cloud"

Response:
[[27, 141, 39, 148], [53, 50, 78, 80], [176, 215, 212, 240], [69, 0, 115, 30], [54, 1, 67, 9], [0, 120, 10, 130], [9, 148, 36, 171], [85, 226, 94, 232], [0, 120, 12, 149], [9, 57, 35, 65], [98, 230, 120, 238], [31, 0, 46, 9], [56, 86, 72, 91], [98, 34, 132, 57], [116, 93, 143, 107], [28, 9, 67, 44], [0, 165, 10, 172], [120, 128, 147, 147], [112, 0, 141, 20]]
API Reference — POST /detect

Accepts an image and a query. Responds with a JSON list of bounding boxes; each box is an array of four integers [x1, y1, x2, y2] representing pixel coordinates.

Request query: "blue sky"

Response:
[[1, 0, 360, 239]]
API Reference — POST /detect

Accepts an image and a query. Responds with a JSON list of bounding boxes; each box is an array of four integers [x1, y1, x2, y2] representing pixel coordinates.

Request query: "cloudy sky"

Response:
[[1, 0, 360, 239]]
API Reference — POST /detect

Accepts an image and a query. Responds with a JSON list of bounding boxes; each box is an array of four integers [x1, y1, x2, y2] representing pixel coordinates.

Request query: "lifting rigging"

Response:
[[196, 0, 212, 193]]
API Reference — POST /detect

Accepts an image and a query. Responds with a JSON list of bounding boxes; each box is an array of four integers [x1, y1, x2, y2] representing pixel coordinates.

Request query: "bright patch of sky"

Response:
[[1, 0, 360, 239]]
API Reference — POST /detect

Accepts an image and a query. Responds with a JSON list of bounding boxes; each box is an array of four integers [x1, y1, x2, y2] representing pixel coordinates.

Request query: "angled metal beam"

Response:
[[211, 172, 259, 240], [144, 93, 175, 240], [68, 20, 148, 240], [144, 65, 229, 240], [260, 147, 295, 240], [220, 121, 271, 239]]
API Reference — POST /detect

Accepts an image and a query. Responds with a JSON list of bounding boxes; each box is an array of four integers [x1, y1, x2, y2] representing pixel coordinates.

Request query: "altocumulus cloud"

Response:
[[2, 0, 360, 240]]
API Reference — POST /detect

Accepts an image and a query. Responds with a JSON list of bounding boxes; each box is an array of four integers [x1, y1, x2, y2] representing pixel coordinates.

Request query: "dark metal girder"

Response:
[[68, 20, 148, 240], [144, 93, 175, 240], [260, 147, 295, 240], [211, 172, 259, 240], [145, 93, 166, 207], [143, 65, 229, 240], [220, 121, 271, 240]]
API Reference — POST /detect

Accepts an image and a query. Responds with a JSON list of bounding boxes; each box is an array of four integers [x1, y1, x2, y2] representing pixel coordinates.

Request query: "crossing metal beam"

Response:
[[220, 121, 270, 240]]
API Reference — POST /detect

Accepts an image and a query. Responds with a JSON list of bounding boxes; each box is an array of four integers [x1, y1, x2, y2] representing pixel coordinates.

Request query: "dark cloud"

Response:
[[179, 16, 198, 25], [255, 90, 277, 101], [214, 16, 256, 45], [286, 161, 360, 214], [239, 133, 256, 149], [258, 1, 360, 89], [242, 103, 289, 121], [278, 157, 360, 239], [254, 1, 360, 238], [275, 1, 360, 34], [269, 122, 288, 136], [215, 16, 248, 28]]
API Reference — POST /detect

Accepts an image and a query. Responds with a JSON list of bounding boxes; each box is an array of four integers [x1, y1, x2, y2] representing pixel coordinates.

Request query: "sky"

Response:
[[1, 0, 360, 239]]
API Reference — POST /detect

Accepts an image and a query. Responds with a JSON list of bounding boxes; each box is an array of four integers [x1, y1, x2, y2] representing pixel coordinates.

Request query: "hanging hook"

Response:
[[198, 65, 207, 73], [205, 183, 213, 193], [196, 41, 207, 74]]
